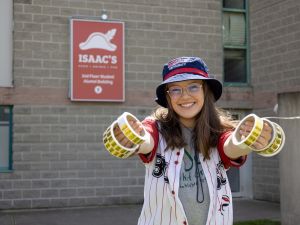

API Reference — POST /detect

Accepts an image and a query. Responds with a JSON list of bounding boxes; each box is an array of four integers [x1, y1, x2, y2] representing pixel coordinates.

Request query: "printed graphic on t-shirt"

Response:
[[180, 150, 206, 189]]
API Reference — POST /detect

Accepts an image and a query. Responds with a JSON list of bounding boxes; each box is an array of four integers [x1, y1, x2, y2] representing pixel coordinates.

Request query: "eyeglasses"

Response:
[[167, 83, 203, 99]]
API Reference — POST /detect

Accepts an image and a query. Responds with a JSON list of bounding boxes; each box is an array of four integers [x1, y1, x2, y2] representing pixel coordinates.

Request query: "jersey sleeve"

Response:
[[138, 117, 159, 164], [217, 130, 247, 169]]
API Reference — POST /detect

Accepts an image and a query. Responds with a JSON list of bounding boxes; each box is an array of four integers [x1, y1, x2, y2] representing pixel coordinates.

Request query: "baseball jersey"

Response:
[[137, 118, 246, 225]]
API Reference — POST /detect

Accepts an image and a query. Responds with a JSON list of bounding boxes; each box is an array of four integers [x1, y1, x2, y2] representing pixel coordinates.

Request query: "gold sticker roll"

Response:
[[251, 118, 276, 152], [257, 122, 285, 157], [232, 114, 264, 150], [117, 112, 148, 145], [103, 121, 139, 159]]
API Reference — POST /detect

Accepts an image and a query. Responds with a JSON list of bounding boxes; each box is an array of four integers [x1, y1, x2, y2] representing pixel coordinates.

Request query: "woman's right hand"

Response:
[[239, 119, 272, 150], [113, 119, 145, 148]]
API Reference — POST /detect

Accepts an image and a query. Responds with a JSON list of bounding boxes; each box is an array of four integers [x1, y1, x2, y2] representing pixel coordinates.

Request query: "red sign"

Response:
[[70, 18, 124, 101]]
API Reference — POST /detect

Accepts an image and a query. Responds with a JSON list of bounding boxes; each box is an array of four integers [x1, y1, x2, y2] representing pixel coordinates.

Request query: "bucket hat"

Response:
[[155, 56, 223, 107]]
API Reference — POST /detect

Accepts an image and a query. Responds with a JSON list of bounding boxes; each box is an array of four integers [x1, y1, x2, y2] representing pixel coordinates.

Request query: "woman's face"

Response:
[[167, 80, 204, 128]]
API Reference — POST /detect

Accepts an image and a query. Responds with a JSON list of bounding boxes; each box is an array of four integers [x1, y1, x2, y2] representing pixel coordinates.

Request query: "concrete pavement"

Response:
[[233, 198, 280, 222], [0, 198, 280, 225]]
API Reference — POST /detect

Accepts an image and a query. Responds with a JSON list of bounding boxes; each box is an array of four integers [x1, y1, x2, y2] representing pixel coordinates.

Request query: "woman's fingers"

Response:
[[129, 120, 144, 135], [238, 119, 273, 150], [113, 126, 134, 148], [252, 121, 272, 149], [113, 120, 145, 148], [239, 121, 254, 137]]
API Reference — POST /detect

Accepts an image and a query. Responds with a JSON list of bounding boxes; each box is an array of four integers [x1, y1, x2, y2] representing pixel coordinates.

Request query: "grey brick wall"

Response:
[[250, 0, 300, 202], [1, 105, 152, 209]]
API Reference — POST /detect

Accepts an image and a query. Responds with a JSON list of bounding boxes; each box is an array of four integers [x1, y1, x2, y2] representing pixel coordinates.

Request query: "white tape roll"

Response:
[[252, 118, 276, 152], [117, 112, 148, 145], [232, 114, 264, 151], [103, 121, 139, 159], [257, 122, 285, 157], [232, 114, 286, 157]]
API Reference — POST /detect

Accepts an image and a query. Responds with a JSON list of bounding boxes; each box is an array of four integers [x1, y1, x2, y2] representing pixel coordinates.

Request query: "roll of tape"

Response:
[[252, 118, 277, 152], [117, 112, 148, 145], [257, 122, 285, 157], [232, 114, 264, 150], [103, 121, 139, 159]]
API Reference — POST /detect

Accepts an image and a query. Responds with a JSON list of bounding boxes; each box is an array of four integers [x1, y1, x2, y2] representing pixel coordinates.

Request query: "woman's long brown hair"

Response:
[[153, 82, 236, 160]]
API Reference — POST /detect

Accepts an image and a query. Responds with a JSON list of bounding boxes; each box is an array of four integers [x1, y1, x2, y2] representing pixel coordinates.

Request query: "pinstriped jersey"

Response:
[[138, 134, 232, 225], [137, 118, 246, 225]]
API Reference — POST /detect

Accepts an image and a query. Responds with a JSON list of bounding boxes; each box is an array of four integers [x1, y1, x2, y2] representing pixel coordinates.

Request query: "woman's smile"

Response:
[[167, 80, 204, 127], [179, 102, 196, 108]]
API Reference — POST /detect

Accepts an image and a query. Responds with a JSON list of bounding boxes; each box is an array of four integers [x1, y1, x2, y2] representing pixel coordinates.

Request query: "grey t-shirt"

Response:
[[179, 126, 210, 225]]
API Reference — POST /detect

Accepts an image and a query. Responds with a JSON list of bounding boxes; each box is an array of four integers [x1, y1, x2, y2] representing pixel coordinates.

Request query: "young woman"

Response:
[[113, 57, 272, 225]]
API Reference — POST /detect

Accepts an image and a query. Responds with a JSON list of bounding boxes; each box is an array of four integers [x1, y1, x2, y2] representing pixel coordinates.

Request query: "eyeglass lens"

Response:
[[168, 83, 202, 98]]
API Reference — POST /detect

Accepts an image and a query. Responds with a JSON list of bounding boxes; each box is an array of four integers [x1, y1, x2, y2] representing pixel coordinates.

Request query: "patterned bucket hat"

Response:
[[155, 56, 223, 107]]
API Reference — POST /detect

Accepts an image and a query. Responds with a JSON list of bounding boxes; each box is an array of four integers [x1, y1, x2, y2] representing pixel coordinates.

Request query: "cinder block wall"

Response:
[[250, 0, 300, 202], [279, 92, 300, 225], [0, 0, 226, 209]]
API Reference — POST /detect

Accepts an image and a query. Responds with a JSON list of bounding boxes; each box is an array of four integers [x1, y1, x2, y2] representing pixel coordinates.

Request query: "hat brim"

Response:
[[155, 73, 222, 108]]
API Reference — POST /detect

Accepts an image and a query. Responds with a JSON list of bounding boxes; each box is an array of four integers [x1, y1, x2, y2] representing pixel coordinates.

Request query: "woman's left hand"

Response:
[[239, 120, 273, 150]]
